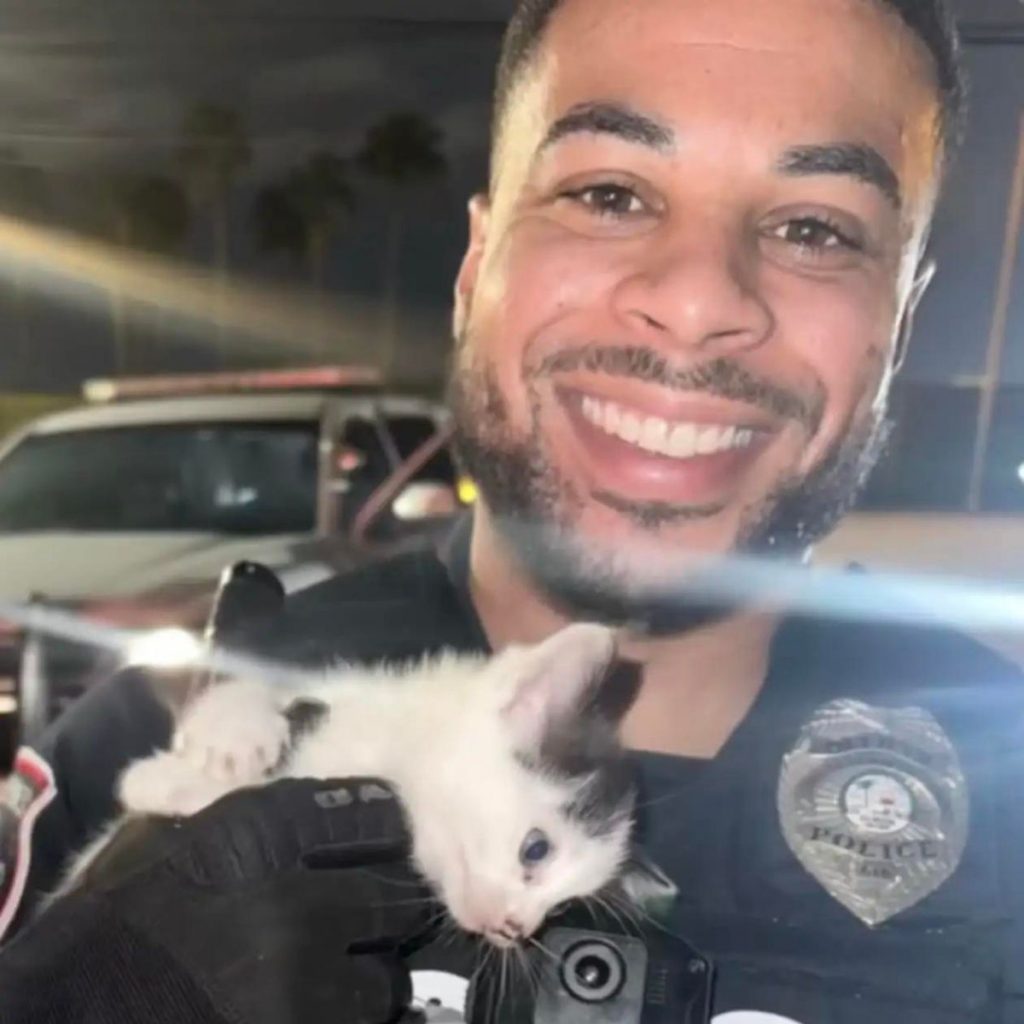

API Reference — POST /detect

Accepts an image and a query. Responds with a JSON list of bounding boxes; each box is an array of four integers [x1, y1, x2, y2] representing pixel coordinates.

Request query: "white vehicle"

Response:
[[0, 366, 462, 752], [0, 365, 458, 602]]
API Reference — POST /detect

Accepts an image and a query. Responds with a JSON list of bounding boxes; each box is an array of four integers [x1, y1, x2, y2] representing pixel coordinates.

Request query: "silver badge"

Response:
[[778, 699, 968, 927]]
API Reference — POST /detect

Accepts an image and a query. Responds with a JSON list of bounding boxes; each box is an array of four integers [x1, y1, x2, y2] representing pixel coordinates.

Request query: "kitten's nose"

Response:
[[484, 916, 525, 947]]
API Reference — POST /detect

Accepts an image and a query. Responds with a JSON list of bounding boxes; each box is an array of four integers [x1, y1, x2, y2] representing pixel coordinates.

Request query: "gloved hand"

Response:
[[0, 777, 434, 1024]]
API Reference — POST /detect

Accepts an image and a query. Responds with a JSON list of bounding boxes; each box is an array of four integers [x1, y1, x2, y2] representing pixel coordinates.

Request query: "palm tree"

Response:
[[0, 150, 50, 385], [96, 172, 191, 372], [118, 175, 191, 255], [178, 102, 251, 275], [251, 183, 305, 267], [178, 102, 250, 362], [253, 151, 354, 292], [252, 152, 355, 360], [356, 112, 446, 377]]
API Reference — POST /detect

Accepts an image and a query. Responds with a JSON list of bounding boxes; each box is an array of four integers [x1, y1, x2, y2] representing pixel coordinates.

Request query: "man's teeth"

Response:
[[580, 396, 755, 459]]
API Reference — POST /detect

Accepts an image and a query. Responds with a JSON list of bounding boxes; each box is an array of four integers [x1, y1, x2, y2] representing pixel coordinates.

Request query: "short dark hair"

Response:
[[493, 0, 965, 163]]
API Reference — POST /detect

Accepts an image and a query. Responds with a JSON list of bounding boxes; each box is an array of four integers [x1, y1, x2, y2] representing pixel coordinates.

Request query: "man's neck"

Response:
[[468, 512, 780, 760]]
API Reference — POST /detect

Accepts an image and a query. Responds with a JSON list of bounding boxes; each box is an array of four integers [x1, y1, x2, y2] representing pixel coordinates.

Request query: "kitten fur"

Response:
[[68, 624, 644, 946]]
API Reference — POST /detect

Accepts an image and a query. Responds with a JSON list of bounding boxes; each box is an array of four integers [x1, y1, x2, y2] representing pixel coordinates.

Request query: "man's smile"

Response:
[[579, 394, 758, 457], [553, 383, 782, 507]]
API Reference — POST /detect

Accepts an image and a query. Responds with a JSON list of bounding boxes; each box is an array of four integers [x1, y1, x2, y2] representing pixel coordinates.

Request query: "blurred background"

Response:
[[0, 0, 1021, 762], [0, 1, 1019, 501]]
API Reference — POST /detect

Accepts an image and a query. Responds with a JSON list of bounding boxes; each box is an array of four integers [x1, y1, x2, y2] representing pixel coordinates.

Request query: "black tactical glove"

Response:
[[0, 777, 434, 1024]]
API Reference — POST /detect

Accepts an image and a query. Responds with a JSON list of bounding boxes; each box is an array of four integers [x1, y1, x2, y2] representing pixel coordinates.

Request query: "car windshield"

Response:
[[0, 422, 318, 535]]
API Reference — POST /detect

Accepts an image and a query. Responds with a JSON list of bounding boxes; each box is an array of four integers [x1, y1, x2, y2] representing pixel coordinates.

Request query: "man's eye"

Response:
[[563, 184, 646, 218], [771, 217, 860, 252]]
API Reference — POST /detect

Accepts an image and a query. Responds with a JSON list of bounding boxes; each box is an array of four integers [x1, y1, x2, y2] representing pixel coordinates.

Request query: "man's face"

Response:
[[451, 0, 942, 623]]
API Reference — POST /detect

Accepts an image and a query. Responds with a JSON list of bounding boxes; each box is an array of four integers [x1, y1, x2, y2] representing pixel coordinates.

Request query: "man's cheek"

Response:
[[503, 228, 624, 320], [798, 342, 890, 478], [848, 342, 894, 426], [474, 265, 610, 422]]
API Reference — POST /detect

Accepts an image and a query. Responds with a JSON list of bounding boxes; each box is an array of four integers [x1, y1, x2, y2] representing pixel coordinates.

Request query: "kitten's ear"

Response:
[[500, 623, 627, 746]]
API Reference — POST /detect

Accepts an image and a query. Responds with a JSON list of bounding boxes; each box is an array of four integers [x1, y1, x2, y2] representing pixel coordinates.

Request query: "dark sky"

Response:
[[0, 0, 1021, 392], [0, 3, 508, 179], [3, 0, 1016, 173], [0, 4, 512, 391]]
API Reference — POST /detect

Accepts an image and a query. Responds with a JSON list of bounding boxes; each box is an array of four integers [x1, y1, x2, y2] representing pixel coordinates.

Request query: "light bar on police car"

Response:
[[82, 365, 383, 403]]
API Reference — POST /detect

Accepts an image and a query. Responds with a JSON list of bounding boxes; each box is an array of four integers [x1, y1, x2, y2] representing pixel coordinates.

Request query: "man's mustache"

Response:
[[535, 345, 823, 431]]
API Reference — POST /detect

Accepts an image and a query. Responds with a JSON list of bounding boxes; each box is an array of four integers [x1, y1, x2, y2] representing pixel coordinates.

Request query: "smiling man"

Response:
[[445, 0, 969, 764], [3, 1, 1024, 1022], [455, 0, 939, 633]]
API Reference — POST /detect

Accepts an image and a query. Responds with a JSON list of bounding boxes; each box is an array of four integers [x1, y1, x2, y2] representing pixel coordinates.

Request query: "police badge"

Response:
[[777, 699, 968, 927]]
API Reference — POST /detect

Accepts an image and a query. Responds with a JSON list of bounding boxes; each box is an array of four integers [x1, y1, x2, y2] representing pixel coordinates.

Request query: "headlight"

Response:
[[126, 627, 202, 670]]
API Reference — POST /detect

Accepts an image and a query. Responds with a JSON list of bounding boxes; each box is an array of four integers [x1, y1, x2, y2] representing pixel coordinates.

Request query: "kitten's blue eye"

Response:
[[520, 829, 553, 866]]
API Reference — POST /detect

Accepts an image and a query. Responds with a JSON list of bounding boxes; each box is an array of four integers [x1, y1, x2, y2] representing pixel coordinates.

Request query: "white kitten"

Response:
[[72, 624, 648, 947]]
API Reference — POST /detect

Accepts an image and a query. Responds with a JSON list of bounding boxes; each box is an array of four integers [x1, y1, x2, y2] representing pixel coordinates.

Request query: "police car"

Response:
[[0, 366, 463, 763]]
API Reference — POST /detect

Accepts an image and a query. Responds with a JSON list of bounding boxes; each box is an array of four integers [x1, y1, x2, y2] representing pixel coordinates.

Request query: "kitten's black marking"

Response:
[[527, 659, 642, 838]]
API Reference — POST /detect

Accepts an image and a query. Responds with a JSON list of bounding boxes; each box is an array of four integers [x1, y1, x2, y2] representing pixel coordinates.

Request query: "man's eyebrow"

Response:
[[539, 101, 675, 155], [778, 143, 902, 210]]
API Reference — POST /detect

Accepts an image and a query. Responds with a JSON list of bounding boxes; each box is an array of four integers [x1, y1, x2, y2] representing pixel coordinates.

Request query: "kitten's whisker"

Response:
[[592, 892, 616, 925], [477, 944, 493, 980], [490, 947, 506, 1024], [580, 895, 602, 930], [513, 943, 537, 997], [370, 896, 441, 907], [358, 869, 432, 890], [511, 945, 524, 982], [607, 888, 673, 937], [526, 935, 559, 965], [611, 889, 646, 925], [603, 893, 638, 936], [517, 941, 545, 1000], [475, 945, 498, 1024], [612, 899, 646, 935], [440, 920, 461, 949], [419, 906, 450, 934], [630, 787, 692, 813], [594, 892, 639, 938], [500, 946, 511, 1011], [525, 948, 543, 996]]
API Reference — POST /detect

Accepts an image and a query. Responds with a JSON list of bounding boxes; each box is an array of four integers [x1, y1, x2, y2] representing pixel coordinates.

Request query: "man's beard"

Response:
[[448, 342, 890, 636]]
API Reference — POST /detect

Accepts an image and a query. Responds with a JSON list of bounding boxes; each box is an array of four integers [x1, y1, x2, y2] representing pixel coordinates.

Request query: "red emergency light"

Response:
[[83, 366, 383, 403]]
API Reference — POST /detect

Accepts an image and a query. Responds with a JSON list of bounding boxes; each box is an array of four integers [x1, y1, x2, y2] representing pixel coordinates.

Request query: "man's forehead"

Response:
[[494, 0, 941, 215], [540, 0, 934, 72]]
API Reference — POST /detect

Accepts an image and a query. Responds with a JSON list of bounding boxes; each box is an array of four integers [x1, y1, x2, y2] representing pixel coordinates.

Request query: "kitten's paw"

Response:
[[119, 752, 234, 817], [173, 679, 290, 786]]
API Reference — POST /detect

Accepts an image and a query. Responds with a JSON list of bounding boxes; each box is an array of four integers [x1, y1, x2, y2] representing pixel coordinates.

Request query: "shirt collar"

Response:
[[438, 511, 491, 654]]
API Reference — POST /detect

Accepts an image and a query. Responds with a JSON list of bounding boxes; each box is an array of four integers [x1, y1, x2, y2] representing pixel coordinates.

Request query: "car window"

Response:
[[334, 416, 391, 533], [385, 414, 456, 486], [0, 423, 318, 535]]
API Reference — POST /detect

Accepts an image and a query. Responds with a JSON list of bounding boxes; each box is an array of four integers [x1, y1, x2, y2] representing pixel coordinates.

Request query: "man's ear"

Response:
[[892, 257, 936, 374], [453, 193, 491, 338]]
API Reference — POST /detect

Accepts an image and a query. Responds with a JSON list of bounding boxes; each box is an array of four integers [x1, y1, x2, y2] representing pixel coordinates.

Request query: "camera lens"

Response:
[[559, 940, 626, 1003]]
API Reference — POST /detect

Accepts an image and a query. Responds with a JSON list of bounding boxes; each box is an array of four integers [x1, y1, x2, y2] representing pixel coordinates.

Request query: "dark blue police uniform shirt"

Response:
[[4, 515, 1024, 1022]]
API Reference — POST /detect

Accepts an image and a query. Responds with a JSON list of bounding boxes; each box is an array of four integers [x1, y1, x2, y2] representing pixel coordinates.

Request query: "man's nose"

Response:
[[610, 224, 773, 358]]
